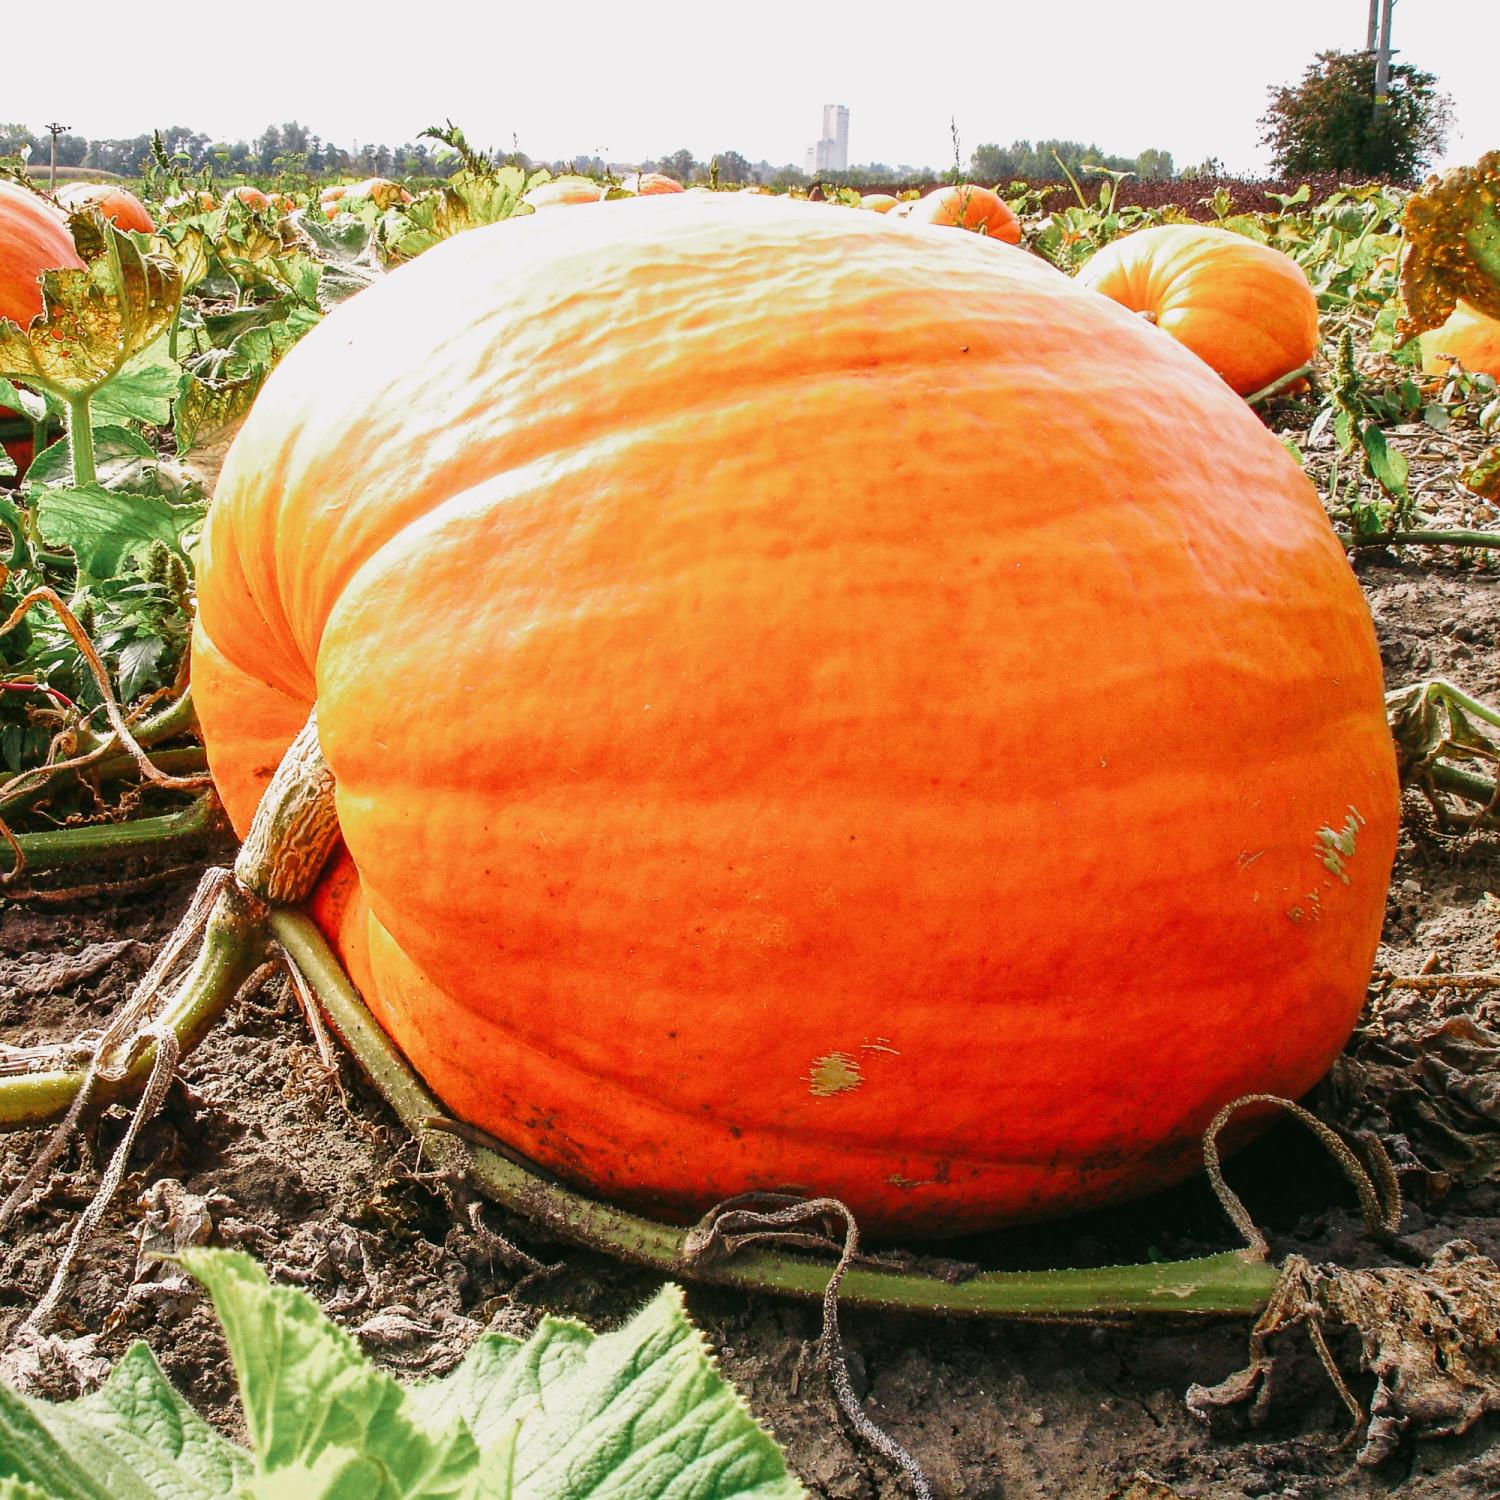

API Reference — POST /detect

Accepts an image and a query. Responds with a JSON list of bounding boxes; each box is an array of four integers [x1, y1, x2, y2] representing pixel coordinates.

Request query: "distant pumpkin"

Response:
[[860, 193, 900, 213], [320, 178, 413, 213], [620, 172, 684, 195], [1077, 225, 1319, 397], [224, 184, 271, 210], [905, 184, 1021, 243], [56, 182, 154, 234], [522, 178, 607, 210]]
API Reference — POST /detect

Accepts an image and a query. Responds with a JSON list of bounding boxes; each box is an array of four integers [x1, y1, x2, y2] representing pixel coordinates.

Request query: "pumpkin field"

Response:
[[0, 148, 1499, 1499]]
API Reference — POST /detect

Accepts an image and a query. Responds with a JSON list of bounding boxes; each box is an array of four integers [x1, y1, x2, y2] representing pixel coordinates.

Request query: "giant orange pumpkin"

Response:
[[0, 180, 84, 474], [55, 182, 154, 234], [192, 194, 1397, 1235], [1421, 299, 1500, 379], [1076, 224, 1320, 397]]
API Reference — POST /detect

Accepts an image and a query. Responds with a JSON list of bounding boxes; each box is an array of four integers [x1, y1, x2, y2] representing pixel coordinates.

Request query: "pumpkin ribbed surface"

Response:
[[193, 194, 1397, 1234], [1421, 299, 1500, 378], [1076, 224, 1319, 396]]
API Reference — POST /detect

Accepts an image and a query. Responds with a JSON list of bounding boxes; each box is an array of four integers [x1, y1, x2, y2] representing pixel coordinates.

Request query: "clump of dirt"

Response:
[[4, 444, 1500, 1497]]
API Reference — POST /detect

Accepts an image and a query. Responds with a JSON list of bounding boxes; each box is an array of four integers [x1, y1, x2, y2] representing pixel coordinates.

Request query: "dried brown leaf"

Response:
[[1400, 151, 1500, 340]]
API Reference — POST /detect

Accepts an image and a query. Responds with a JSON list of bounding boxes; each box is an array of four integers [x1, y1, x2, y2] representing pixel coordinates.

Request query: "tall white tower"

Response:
[[822, 105, 849, 172]]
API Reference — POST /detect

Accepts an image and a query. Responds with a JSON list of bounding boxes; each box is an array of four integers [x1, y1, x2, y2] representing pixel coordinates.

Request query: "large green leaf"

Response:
[[0, 1249, 803, 1500], [35, 484, 202, 575], [90, 338, 181, 428]]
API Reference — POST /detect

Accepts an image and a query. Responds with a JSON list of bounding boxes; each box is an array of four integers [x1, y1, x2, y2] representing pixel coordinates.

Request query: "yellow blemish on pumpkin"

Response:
[[808, 1051, 862, 1097]]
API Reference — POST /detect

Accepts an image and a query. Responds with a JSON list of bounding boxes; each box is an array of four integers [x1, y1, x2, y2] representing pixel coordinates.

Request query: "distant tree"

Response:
[[255, 125, 283, 174], [969, 142, 1011, 181], [1135, 148, 1174, 180], [1259, 48, 1451, 182], [769, 164, 809, 190], [658, 148, 696, 182]]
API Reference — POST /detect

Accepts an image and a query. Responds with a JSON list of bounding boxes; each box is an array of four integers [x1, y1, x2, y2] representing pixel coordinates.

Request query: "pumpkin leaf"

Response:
[[35, 484, 202, 575], [89, 337, 180, 428], [0, 379, 53, 425], [0, 214, 182, 403], [174, 370, 262, 455], [21, 426, 202, 504], [1360, 424, 1410, 502], [149, 223, 212, 294], [0, 1248, 803, 1500], [1399, 151, 1500, 340]]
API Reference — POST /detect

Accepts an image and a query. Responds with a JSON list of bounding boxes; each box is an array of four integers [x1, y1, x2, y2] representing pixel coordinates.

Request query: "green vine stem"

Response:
[[1387, 677, 1500, 829], [0, 749, 207, 823], [271, 907, 1281, 1320], [64, 395, 95, 488], [1246, 364, 1314, 407], [1341, 527, 1500, 551], [0, 794, 223, 878], [0, 876, 265, 1127]]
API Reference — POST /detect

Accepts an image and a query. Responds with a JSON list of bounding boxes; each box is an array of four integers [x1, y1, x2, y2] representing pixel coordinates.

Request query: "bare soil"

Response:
[[3, 418, 1500, 1498]]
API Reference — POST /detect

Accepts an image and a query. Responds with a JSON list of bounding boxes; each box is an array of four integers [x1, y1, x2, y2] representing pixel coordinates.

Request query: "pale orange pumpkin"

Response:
[[1421, 299, 1500, 379], [620, 172, 685, 195], [1077, 225, 1320, 397], [522, 178, 606, 210]]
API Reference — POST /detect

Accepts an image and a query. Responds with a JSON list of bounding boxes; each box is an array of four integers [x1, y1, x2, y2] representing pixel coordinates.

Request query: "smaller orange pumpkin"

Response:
[[163, 191, 219, 214], [224, 184, 270, 210], [522, 178, 606, 210], [860, 193, 900, 213], [320, 178, 413, 213], [0, 180, 84, 476], [904, 184, 1021, 243], [1421, 300, 1500, 379], [620, 172, 684, 196], [56, 182, 154, 234], [1076, 225, 1319, 398]]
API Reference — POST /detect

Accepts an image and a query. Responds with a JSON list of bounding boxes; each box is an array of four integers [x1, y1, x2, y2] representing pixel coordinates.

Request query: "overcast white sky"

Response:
[[6, 0, 1495, 174]]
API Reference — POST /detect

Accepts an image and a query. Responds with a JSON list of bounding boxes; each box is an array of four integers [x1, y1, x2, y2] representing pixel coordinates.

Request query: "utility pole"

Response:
[[1372, 0, 1395, 122], [44, 122, 68, 191], [1366, 0, 1379, 50]]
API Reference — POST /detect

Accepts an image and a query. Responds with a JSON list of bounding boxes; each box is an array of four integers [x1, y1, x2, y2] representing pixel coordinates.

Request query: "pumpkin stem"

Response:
[[233, 711, 341, 903]]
